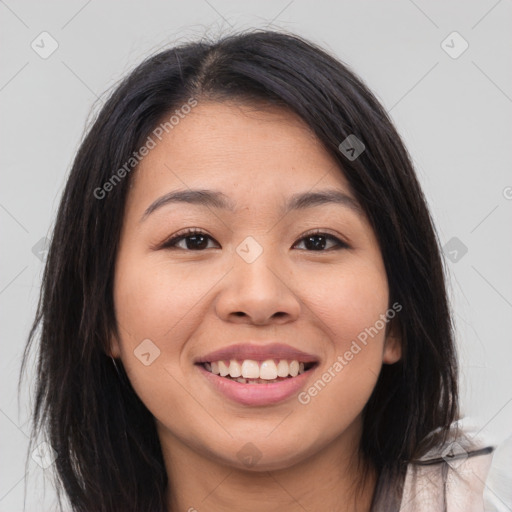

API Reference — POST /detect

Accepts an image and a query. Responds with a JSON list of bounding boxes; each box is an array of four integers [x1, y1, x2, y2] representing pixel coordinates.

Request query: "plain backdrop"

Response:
[[1, 1, 511, 510]]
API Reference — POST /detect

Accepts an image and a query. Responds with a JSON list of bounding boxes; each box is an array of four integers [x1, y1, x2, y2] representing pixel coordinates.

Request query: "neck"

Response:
[[159, 418, 377, 512]]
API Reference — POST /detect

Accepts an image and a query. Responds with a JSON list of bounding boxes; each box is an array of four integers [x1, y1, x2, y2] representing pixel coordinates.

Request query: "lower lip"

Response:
[[196, 363, 317, 406]]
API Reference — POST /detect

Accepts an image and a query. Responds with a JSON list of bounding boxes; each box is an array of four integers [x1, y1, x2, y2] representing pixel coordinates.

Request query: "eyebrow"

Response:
[[140, 188, 363, 222]]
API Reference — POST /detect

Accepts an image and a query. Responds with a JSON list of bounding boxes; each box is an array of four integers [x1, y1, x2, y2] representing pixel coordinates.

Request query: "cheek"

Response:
[[296, 261, 388, 413], [112, 255, 207, 422], [305, 259, 389, 349], [114, 254, 223, 342], [112, 254, 229, 407]]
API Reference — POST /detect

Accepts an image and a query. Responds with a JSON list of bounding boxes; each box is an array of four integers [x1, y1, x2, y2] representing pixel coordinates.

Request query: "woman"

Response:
[[21, 28, 494, 511]]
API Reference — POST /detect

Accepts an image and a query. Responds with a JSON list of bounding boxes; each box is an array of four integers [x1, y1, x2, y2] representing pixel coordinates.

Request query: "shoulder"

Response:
[[399, 421, 495, 512]]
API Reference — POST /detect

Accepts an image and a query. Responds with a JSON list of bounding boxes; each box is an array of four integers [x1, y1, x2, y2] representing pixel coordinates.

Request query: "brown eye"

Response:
[[160, 229, 349, 252], [161, 229, 219, 251], [294, 231, 349, 251]]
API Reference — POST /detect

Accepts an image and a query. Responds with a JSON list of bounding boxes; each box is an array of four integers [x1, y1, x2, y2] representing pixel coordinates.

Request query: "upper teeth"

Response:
[[205, 359, 306, 379]]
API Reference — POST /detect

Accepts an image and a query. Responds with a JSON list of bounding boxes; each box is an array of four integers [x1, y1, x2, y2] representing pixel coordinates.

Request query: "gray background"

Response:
[[1, 1, 511, 510]]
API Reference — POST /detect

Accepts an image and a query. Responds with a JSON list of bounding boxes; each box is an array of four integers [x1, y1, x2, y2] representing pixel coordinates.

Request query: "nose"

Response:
[[214, 246, 301, 326]]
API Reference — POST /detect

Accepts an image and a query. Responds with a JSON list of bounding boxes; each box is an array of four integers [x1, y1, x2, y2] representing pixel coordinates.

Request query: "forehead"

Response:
[[129, 101, 355, 211]]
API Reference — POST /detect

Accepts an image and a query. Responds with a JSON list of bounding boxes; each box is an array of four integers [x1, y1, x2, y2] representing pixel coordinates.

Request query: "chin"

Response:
[[209, 433, 321, 473]]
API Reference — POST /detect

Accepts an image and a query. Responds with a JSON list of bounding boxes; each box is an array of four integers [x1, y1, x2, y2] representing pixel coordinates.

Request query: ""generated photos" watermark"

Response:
[[298, 301, 402, 405], [94, 97, 198, 200]]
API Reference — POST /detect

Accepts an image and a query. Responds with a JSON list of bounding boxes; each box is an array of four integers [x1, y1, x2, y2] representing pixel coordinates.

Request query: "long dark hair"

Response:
[[20, 28, 459, 511]]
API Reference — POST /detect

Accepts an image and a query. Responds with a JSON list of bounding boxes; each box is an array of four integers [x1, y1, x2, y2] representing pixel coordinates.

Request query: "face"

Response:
[[110, 100, 401, 472]]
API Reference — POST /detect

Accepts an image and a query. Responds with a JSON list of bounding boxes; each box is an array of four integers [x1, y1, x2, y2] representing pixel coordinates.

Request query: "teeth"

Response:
[[228, 360, 242, 378], [203, 359, 312, 379], [218, 360, 230, 377], [276, 360, 289, 378], [241, 360, 260, 379], [259, 360, 278, 380]]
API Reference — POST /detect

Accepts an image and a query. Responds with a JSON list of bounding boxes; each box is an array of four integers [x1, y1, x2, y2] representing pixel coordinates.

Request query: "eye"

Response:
[[160, 228, 219, 251], [160, 228, 349, 252], [293, 230, 349, 251]]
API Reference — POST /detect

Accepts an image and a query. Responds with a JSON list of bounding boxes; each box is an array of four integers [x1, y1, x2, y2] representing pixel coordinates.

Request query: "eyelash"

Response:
[[159, 228, 349, 252]]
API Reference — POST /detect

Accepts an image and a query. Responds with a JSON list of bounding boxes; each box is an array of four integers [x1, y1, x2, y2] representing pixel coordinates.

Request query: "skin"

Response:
[[110, 100, 401, 512]]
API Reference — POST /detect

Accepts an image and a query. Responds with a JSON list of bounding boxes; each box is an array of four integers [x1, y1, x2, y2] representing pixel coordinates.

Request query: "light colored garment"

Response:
[[399, 424, 511, 511], [482, 434, 512, 512], [400, 447, 494, 511]]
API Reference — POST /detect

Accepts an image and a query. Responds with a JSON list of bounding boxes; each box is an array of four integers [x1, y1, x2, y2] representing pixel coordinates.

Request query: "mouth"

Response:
[[197, 359, 318, 384], [195, 357, 319, 406], [194, 342, 320, 405]]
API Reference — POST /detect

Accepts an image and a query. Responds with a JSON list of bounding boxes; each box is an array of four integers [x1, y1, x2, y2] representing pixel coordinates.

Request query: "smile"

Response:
[[196, 359, 318, 406], [201, 359, 316, 383]]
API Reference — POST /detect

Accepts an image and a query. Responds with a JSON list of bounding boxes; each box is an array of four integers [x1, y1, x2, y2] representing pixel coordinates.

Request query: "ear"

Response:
[[382, 317, 402, 364], [107, 333, 122, 359]]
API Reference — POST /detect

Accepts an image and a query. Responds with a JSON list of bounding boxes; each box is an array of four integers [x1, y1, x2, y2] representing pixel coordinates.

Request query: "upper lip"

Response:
[[194, 343, 320, 364]]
